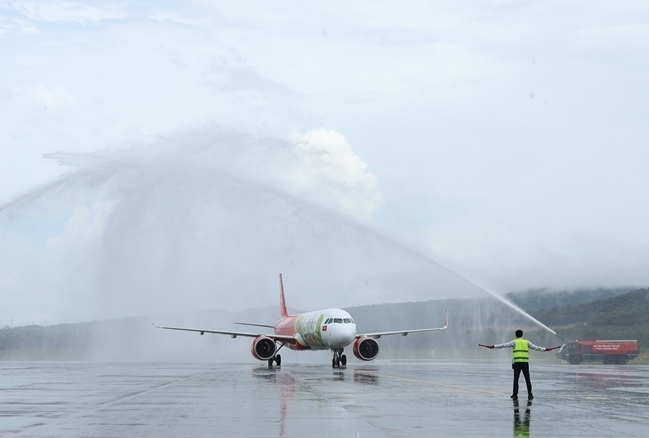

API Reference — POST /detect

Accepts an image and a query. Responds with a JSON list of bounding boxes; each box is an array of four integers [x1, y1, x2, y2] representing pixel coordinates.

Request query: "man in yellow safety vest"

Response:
[[481, 329, 553, 400]]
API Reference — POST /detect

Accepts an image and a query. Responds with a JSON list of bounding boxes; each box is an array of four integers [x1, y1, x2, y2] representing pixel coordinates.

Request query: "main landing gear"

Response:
[[267, 354, 281, 367], [268, 343, 285, 367], [332, 349, 347, 369]]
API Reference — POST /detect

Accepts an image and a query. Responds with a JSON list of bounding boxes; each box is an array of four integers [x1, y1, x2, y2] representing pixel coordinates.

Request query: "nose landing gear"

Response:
[[332, 349, 347, 368]]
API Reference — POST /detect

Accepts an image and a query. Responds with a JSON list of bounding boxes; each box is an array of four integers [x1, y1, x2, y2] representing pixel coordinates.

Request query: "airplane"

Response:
[[154, 273, 448, 368]]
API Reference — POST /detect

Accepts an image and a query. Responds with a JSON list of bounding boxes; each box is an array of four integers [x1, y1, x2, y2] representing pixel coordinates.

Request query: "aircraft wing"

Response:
[[152, 324, 298, 344], [357, 309, 448, 339], [234, 322, 276, 329]]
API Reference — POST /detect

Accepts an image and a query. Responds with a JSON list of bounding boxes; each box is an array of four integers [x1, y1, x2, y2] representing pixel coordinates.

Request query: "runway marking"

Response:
[[373, 372, 506, 396], [95, 371, 207, 406]]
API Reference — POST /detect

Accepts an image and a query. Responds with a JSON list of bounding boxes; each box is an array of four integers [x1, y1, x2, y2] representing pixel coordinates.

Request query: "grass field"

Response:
[[632, 350, 649, 365]]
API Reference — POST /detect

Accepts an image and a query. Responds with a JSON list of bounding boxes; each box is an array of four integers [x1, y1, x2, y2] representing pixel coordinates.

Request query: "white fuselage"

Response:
[[275, 308, 357, 350]]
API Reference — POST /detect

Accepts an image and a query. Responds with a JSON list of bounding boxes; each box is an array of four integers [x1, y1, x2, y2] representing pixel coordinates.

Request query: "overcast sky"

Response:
[[2, 1, 649, 326]]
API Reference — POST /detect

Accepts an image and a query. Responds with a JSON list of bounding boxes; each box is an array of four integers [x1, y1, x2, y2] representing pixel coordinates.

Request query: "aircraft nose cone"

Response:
[[326, 324, 356, 348]]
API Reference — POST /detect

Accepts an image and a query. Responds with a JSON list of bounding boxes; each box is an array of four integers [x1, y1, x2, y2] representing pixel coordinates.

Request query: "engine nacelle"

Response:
[[353, 337, 380, 361], [251, 336, 277, 361]]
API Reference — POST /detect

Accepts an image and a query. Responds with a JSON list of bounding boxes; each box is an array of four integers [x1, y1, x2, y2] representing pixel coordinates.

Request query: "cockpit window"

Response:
[[324, 316, 354, 324]]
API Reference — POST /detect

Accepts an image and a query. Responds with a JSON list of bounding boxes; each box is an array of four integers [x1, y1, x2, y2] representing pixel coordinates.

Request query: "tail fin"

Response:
[[279, 273, 289, 317]]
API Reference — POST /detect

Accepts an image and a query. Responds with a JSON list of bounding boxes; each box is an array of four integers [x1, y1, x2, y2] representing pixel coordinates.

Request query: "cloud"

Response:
[[12, 83, 76, 111], [9, 1, 125, 25], [0, 127, 480, 326], [286, 129, 383, 220], [2, 1, 649, 326]]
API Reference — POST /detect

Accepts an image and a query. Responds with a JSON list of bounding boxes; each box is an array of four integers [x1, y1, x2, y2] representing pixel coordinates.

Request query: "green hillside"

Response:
[[532, 288, 648, 326], [1, 288, 647, 361], [505, 287, 633, 312], [525, 288, 649, 349]]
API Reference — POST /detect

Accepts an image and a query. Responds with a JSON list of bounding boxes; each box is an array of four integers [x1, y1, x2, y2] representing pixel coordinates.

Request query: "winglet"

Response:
[[279, 273, 289, 317]]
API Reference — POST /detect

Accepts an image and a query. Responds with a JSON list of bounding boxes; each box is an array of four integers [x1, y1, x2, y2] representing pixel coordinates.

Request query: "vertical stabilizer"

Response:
[[279, 273, 289, 317]]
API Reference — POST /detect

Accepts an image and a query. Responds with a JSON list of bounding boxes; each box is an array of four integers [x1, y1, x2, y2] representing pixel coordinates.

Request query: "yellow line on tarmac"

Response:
[[375, 372, 505, 396]]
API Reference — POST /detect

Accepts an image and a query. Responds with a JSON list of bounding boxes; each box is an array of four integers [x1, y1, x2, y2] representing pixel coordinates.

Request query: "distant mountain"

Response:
[[527, 288, 649, 347], [531, 288, 648, 326], [2, 288, 646, 361], [505, 287, 633, 312]]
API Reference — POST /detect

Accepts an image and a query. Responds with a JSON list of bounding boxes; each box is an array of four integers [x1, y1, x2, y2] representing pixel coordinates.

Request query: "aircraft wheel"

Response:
[[332, 358, 336, 368], [341, 355, 347, 366], [275, 354, 282, 367], [268, 358, 274, 367]]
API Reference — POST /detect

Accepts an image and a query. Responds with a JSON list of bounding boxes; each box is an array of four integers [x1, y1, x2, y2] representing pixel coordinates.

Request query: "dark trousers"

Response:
[[512, 362, 532, 396]]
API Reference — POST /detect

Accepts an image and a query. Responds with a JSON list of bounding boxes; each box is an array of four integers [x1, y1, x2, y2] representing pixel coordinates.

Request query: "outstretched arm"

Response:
[[479, 340, 514, 349], [528, 341, 562, 352]]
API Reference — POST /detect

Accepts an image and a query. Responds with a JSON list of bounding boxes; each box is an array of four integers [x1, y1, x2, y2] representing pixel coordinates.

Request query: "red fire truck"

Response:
[[556, 340, 639, 364]]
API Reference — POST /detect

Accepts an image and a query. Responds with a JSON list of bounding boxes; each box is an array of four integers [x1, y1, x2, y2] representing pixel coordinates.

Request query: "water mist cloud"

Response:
[[3, 1, 649, 327], [0, 126, 481, 326]]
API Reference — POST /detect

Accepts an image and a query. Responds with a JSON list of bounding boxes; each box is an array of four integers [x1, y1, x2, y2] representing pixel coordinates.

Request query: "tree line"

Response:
[[1, 287, 646, 360]]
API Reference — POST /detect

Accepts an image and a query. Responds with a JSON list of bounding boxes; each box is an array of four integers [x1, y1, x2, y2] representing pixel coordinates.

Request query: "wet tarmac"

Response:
[[1, 360, 648, 437]]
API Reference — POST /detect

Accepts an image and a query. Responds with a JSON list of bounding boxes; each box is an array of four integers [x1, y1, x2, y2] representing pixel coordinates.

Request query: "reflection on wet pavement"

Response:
[[513, 399, 531, 438], [1, 361, 648, 437]]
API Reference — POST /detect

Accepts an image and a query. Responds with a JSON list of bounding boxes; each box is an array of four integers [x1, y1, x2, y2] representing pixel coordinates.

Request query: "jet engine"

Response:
[[251, 336, 276, 360], [353, 337, 380, 361]]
